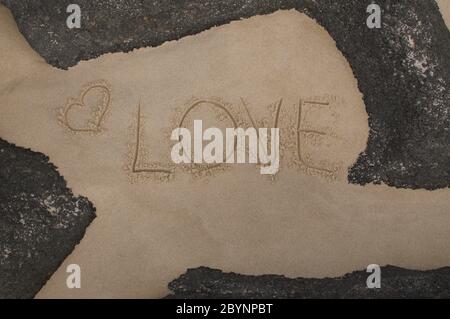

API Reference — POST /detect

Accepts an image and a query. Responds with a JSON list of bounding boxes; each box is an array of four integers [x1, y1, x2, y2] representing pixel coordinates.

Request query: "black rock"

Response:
[[166, 266, 450, 299], [1, 0, 449, 190], [0, 139, 96, 299]]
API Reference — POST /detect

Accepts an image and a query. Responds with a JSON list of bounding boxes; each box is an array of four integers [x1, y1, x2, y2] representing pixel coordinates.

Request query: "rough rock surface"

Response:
[[0, 139, 96, 298], [166, 266, 450, 299], [1, 0, 448, 190]]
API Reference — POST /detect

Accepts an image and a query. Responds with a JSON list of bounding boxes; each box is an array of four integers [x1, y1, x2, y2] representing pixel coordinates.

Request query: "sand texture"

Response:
[[437, 0, 450, 27]]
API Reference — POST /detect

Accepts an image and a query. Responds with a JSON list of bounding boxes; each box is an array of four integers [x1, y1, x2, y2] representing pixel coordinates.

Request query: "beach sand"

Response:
[[0, 6, 449, 298], [437, 0, 450, 27]]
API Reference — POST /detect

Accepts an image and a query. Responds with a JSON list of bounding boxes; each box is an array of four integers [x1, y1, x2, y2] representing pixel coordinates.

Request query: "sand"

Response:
[[437, 0, 450, 28], [0, 6, 449, 298]]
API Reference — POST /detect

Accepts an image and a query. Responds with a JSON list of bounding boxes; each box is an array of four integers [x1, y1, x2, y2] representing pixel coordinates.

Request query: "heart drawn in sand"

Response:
[[59, 80, 111, 134]]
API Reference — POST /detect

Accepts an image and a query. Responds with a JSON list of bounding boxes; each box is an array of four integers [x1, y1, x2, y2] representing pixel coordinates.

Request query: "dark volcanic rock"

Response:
[[1, 0, 449, 190], [0, 138, 96, 299], [166, 266, 450, 299]]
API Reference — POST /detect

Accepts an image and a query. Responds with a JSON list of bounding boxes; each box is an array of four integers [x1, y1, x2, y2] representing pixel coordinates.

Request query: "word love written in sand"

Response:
[[127, 97, 348, 182], [57, 81, 362, 182]]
